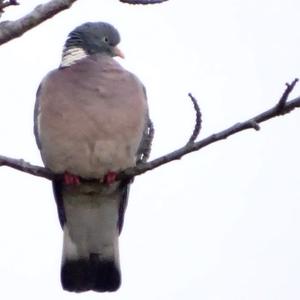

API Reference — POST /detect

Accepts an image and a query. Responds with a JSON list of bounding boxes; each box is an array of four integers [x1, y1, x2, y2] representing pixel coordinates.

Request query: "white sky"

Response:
[[1, 0, 300, 299]]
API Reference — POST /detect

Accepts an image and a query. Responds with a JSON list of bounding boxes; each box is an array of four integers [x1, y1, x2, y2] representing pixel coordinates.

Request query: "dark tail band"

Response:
[[61, 255, 121, 293]]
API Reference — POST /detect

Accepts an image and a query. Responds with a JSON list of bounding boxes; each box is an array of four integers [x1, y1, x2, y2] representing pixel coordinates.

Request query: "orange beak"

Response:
[[113, 46, 125, 59]]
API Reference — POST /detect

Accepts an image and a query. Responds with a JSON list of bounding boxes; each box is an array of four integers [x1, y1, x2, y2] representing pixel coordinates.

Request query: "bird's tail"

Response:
[[61, 227, 121, 292], [53, 181, 125, 292]]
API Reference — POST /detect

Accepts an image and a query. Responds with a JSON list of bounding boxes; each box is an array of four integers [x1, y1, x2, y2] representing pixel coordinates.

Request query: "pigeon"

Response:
[[34, 21, 153, 292]]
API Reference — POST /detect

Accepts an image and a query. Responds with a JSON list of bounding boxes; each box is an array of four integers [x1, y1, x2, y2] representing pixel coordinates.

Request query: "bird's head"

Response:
[[61, 22, 124, 67]]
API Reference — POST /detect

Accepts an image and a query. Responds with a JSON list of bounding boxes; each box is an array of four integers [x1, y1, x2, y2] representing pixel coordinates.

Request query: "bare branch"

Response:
[[119, 0, 169, 4], [276, 78, 299, 113], [186, 93, 202, 145], [0, 0, 78, 46], [0, 0, 169, 45], [119, 79, 299, 178], [0, 155, 54, 180], [0, 79, 299, 183]]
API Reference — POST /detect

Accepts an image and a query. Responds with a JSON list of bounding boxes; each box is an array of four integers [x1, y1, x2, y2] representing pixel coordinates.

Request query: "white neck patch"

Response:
[[60, 47, 87, 68]]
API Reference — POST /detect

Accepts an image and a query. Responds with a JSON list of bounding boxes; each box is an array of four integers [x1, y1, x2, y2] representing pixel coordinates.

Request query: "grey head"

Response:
[[63, 22, 124, 58]]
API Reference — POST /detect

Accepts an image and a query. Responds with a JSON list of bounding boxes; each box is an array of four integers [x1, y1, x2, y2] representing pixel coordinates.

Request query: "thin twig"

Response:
[[119, 0, 169, 4], [0, 79, 299, 182], [276, 78, 299, 113], [186, 93, 202, 145], [0, 0, 78, 45]]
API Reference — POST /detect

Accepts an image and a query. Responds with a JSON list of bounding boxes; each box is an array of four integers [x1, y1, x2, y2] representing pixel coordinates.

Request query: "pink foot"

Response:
[[64, 172, 80, 185], [103, 171, 117, 185]]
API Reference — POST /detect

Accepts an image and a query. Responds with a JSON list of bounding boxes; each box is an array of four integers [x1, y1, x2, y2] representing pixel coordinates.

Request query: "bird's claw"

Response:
[[64, 172, 80, 185], [103, 171, 117, 185]]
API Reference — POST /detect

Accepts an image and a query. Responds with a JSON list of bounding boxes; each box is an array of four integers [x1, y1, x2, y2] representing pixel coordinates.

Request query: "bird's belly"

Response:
[[40, 125, 140, 178], [88, 138, 137, 178], [41, 137, 137, 178], [42, 133, 138, 178]]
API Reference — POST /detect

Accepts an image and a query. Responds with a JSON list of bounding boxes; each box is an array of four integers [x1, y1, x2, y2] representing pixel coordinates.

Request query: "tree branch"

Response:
[[0, 155, 53, 179], [0, 0, 170, 46], [276, 78, 298, 112], [0, 0, 78, 46], [0, 79, 299, 183], [119, 0, 169, 4], [186, 93, 202, 145]]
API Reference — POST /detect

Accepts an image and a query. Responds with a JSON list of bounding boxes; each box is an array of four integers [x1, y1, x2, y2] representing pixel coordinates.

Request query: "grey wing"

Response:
[[118, 115, 154, 233], [33, 83, 42, 150], [34, 82, 67, 227], [136, 86, 154, 164], [118, 87, 154, 233], [136, 117, 154, 164]]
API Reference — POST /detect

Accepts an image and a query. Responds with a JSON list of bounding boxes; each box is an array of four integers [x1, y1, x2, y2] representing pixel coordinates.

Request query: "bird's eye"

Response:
[[103, 36, 109, 43]]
